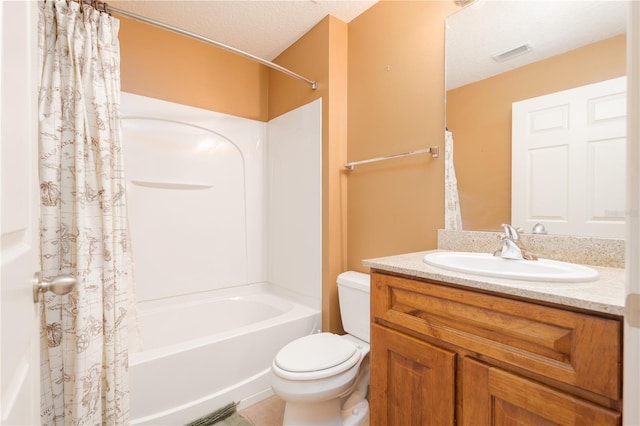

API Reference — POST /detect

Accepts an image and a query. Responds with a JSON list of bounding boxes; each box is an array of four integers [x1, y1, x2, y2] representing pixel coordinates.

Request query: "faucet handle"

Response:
[[494, 238, 525, 260], [500, 224, 520, 240], [532, 223, 547, 235]]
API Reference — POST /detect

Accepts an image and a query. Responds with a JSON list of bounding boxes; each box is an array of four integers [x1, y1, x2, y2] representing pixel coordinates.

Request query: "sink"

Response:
[[423, 251, 599, 283]]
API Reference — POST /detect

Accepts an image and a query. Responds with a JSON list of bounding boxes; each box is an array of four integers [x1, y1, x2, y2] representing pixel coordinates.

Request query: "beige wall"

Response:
[[120, 17, 269, 121], [346, 1, 458, 272], [447, 35, 626, 231]]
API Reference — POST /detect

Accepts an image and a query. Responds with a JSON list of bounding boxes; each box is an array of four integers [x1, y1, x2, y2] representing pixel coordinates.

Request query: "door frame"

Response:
[[624, 1, 640, 425]]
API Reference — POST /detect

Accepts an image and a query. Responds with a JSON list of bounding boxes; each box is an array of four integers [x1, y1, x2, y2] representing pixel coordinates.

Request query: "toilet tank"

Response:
[[337, 271, 371, 343]]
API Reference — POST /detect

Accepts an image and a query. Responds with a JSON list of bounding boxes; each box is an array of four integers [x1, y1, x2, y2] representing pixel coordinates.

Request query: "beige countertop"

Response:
[[363, 250, 625, 316]]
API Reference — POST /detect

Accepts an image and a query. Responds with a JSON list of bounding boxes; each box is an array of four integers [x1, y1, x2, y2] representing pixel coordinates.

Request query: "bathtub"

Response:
[[129, 283, 320, 425]]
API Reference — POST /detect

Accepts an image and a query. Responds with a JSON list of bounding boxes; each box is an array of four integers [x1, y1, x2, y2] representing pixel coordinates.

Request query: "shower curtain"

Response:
[[445, 130, 463, 230], [38, 1, 133, 424]]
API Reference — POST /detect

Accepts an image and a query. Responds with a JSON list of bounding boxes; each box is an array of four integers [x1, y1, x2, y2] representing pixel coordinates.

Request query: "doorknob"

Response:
[[32, 272, 77, 303]]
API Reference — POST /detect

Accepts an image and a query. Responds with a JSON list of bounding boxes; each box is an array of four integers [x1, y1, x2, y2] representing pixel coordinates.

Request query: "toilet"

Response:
[[270, 271, 371, 426]]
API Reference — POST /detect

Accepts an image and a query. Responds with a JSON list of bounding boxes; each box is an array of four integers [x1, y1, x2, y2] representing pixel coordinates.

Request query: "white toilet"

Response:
[[270, 271, 371, 426]]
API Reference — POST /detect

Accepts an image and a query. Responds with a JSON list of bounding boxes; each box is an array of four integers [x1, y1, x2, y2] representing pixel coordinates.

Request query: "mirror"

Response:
[[445, 0, 627, 237]]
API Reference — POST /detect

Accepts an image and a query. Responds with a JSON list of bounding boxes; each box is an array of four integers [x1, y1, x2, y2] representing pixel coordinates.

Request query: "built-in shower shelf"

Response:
[[130, 180, 213, 190]]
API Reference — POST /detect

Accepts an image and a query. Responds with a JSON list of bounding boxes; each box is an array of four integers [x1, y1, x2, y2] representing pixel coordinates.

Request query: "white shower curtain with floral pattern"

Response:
[[38, 1, 133, 424], [445, 130, 463, 230]]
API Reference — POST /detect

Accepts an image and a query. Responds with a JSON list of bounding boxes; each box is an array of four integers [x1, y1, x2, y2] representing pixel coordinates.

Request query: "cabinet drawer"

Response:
[[371, 272, 621, 400]]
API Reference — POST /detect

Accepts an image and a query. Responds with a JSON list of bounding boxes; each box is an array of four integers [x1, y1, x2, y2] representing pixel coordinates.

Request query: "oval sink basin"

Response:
[[423, 251, 599, 283]]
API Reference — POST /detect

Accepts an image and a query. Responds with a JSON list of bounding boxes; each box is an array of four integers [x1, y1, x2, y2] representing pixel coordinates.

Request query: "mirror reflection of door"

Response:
[[511, 77, 626, 238]]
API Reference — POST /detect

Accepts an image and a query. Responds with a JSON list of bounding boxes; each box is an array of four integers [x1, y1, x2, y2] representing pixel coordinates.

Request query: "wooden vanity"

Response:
[[365, 251, 625, 426]]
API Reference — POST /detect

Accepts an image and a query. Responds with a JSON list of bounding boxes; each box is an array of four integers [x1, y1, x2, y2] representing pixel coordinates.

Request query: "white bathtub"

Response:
[[129, 283, 320, 425]]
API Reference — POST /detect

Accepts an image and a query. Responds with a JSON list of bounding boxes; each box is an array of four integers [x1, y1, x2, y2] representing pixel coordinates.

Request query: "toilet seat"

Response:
[[273, 333, 362, 381]]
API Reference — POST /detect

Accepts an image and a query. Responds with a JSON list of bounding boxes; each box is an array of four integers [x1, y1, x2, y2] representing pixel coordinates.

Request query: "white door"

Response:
[[512, 77, 627, 238], [1, 1, 41, 424]]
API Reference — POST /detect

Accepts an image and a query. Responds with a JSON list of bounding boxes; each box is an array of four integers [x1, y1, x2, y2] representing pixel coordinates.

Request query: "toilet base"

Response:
[[283, 398, 342, 426], [282, 398, 369, 426], [341, 399, 369, 426]]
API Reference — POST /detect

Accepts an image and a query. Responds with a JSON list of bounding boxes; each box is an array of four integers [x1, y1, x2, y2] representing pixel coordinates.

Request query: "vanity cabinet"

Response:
[[370, 271, 622, 426]]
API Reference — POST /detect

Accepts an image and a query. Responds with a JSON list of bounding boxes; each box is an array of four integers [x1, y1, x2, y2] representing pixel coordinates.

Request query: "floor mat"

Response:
[[186, 402, 252, 426], [214, 412, 253, 426]]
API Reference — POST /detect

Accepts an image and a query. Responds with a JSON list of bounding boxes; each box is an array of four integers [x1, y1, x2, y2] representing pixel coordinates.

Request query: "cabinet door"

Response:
[[370, 324, 456, 426], [462, 357, 620, 426]]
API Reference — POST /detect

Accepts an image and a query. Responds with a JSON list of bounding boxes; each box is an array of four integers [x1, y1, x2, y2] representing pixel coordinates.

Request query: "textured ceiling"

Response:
[[108, 0, 378, 61], [446, 1, 627, 90], [107, 1, 627, 88]]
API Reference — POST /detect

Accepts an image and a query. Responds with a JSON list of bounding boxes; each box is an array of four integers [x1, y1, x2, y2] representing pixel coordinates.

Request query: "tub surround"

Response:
[[121, 93, 323, 424], [363, 250, 625, 316], [438, 229, 625, 268]]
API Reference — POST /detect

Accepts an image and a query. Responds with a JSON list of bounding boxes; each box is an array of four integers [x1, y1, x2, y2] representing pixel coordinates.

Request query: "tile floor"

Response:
[[237, 396, 370, 426], [238, 396, 286, 426]]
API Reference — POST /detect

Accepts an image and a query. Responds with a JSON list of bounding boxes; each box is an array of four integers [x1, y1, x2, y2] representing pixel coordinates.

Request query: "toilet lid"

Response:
[[274, 333, 357, 373]]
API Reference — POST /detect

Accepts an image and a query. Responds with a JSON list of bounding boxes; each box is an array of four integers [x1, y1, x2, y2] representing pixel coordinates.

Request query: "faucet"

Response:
[[493, 224, 538, 261]]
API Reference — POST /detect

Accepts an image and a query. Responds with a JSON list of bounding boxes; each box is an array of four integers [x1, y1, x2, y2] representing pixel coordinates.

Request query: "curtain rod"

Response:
[[100, 3, 318, 90]]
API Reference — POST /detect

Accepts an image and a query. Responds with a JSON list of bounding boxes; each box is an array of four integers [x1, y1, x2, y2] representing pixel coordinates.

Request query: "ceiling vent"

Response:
[[491, 43, 533, 63]]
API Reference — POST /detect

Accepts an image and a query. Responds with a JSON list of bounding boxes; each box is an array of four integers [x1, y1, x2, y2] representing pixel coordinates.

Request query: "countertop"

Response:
[[363, 250, 625, 316]]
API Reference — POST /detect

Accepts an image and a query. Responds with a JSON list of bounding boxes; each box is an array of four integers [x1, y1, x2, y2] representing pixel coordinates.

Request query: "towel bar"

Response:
[[344, 146, 439, 171]]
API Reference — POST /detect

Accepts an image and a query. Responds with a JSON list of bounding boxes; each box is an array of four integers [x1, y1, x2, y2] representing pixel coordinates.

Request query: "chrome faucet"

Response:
[[493, 224, 538, 261]]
